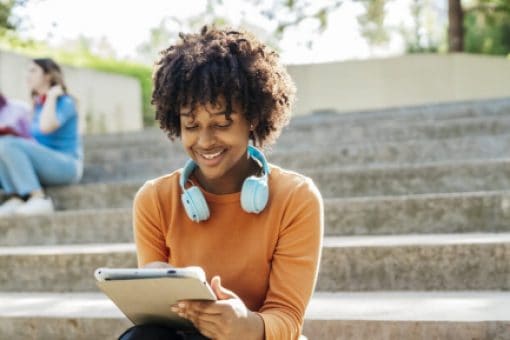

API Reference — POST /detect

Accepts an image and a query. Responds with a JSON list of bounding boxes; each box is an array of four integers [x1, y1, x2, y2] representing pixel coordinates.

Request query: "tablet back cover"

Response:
[[97, 277, 216, 329]]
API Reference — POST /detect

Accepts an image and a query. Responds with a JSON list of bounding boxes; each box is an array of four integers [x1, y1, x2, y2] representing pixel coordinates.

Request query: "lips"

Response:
[[200, 150, 224, 159], [195, 148, 227, 167]]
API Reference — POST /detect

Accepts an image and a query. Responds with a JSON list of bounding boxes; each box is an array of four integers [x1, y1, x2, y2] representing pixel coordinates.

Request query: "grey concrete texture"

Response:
[[4, 318, 490, 340], [288, 97, 510, 126], [307, 158, 510, 198], [48, 158, 510, 210], [326, 190, 510, 235], [318, 234, 510, 291], [1, 317, 508, 340], [276, 115, 510, 151], [82, 114, 510, 162], [0, 317, 131, 340], [2, 291, 509, 339], [2, 234, 510, 292], [3, 191, 510, 246], [0, 208, 133, 246], [46, 181, 140, 210], [82, 97, 510, 149], [302, 320, 510, 340], [82, 133, 510, 183]]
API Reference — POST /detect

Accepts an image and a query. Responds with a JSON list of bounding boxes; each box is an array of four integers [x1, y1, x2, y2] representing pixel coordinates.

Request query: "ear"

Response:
[[250, 119, 259, 131]]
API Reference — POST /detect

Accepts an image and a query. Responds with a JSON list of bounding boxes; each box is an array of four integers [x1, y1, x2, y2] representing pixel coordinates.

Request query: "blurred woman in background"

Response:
[[0, 58, 83, 216]]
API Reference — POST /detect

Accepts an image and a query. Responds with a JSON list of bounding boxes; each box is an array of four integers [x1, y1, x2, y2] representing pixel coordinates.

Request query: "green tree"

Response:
[[0, 0, 27, 34], [463, 0, 510, 55], [357, 0, 390, 48]]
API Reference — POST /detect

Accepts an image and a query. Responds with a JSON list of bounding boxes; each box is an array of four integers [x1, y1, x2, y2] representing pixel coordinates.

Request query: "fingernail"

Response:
[[178, 312, 185, 317], [178, 302, 185, 308], [170, 306, 179, 312]]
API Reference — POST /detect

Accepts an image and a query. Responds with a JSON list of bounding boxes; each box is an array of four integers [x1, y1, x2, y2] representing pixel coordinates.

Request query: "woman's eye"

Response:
[[216, 122, 232, 129], [184, 125, 198, 130]]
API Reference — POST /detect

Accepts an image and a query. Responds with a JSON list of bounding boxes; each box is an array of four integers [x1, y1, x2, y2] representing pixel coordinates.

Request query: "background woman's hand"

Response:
[[47, 85, 64, 99], [172, 276, 264, 340]]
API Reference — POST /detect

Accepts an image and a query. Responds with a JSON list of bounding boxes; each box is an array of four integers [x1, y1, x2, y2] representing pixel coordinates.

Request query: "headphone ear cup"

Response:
[[181, 186, 210, 222], [241, 176, 268, 214]]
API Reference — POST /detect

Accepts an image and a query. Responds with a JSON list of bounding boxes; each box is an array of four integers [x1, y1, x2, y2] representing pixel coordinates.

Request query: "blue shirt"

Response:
[[31, 95, 83, 160]]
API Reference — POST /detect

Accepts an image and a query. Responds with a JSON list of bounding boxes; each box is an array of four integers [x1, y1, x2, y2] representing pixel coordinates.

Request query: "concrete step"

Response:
[[83, 114, 510, 158], [289, 97, 510, 126], [83, 99, 510, 151], [82, 98, 510, 148], [82, 133, 510, 183], [1, 233, 509, 292], [3, 191, 510, 246], [0, 291, 508, 340], [48, 159, 510, 210], [278, 115, 510, 150]]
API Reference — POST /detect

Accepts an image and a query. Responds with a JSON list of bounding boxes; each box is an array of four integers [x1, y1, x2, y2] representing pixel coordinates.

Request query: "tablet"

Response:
[[94, 266, 216, 329]]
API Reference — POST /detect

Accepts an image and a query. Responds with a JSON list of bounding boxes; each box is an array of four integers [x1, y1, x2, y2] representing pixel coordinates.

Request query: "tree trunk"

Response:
[[448, 0, 464, 52]]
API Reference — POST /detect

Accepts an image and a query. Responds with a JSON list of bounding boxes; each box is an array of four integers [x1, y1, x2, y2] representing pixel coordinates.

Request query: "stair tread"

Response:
[[0, 291, 508, 321]]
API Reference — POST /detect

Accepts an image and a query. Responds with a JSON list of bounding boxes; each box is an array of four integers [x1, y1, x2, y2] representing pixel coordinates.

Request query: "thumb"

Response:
[[211, 275, 236, 300]]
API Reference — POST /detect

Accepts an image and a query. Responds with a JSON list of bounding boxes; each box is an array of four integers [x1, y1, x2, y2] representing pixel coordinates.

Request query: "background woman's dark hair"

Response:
[[33, 58, 68, 94], [152, 25, 296, 147], [0, 93, 6, 110]]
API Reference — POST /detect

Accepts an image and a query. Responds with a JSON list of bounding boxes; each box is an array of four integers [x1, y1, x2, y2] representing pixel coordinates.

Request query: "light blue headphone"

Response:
[[179, 145, 270, 222]]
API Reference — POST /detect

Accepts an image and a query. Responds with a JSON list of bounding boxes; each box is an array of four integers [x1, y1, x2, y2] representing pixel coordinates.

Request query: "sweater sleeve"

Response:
[[133, 181, 169, 267], [258, 178, 324, 340]]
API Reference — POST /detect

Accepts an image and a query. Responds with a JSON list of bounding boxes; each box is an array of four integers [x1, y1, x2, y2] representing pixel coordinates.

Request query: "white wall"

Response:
[[287, 54, 510, 116]]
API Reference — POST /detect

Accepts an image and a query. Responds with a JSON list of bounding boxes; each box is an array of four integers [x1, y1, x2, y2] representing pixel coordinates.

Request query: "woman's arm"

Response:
[[257, 178, 324, 340], [39, 85, 63, 134], [133, 181, 170, 267]]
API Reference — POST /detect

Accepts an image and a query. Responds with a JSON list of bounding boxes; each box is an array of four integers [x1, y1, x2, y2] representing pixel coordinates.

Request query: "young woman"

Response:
[[0, 58, 83, 216], [120, 26, 323, 340]]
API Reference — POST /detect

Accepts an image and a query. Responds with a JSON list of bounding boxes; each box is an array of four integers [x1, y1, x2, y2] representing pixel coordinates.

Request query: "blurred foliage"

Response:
[[357, 0, 390, 47], [0, 0, 27, 35], [402, 0, 443, 53], [464, 0, 510, 55]]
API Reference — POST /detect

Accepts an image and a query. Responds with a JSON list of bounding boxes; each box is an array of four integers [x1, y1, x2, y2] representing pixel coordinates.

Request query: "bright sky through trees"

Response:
[[14, 0, 425, 64]]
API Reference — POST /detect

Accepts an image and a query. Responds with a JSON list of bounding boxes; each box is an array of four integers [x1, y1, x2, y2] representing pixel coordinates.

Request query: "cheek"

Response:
[[179, 131, 195, 150]]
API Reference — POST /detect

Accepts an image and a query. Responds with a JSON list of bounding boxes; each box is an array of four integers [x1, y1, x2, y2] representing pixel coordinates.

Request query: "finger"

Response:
[[184, 300, 233, 316], [211, 276, 237, 300]]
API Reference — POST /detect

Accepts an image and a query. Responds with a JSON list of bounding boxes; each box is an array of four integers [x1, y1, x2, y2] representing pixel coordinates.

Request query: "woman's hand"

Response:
[[172, 276, 264, 340], [47, 85, 64, 99]]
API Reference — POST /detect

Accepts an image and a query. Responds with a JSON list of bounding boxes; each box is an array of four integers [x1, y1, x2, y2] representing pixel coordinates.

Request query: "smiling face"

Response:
[[180, 97, 255, 194]]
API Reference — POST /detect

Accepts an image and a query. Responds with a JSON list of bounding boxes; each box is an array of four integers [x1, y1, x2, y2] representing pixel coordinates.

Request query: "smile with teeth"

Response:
[[199, 150, 225, 160]]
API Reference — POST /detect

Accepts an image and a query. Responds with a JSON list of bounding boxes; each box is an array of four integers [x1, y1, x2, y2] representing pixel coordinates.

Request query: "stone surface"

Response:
[[48, 159, 510, 211], [2, 234, 510, 292], [1, 291, 509, 340], [82, 133, 510, 183], [3, 191, 510, 246]]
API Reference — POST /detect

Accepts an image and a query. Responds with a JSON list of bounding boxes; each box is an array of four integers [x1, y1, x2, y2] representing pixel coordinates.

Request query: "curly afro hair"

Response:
[[151, 25, 296, 148]]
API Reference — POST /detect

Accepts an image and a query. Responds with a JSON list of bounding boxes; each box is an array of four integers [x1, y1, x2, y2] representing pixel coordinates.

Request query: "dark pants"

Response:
[[118, 324, 209, 340]]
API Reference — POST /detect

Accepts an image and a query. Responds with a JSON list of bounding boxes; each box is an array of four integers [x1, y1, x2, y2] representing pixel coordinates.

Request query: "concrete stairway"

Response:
[[1, 98, 510, 339]]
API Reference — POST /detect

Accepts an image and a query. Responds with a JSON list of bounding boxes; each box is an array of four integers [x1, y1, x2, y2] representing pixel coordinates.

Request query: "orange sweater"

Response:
[[133, 164, 324, 339]]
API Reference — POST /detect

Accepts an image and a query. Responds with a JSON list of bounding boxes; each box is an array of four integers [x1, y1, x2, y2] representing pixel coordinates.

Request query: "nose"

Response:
[[197, 127, 216, 149]]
